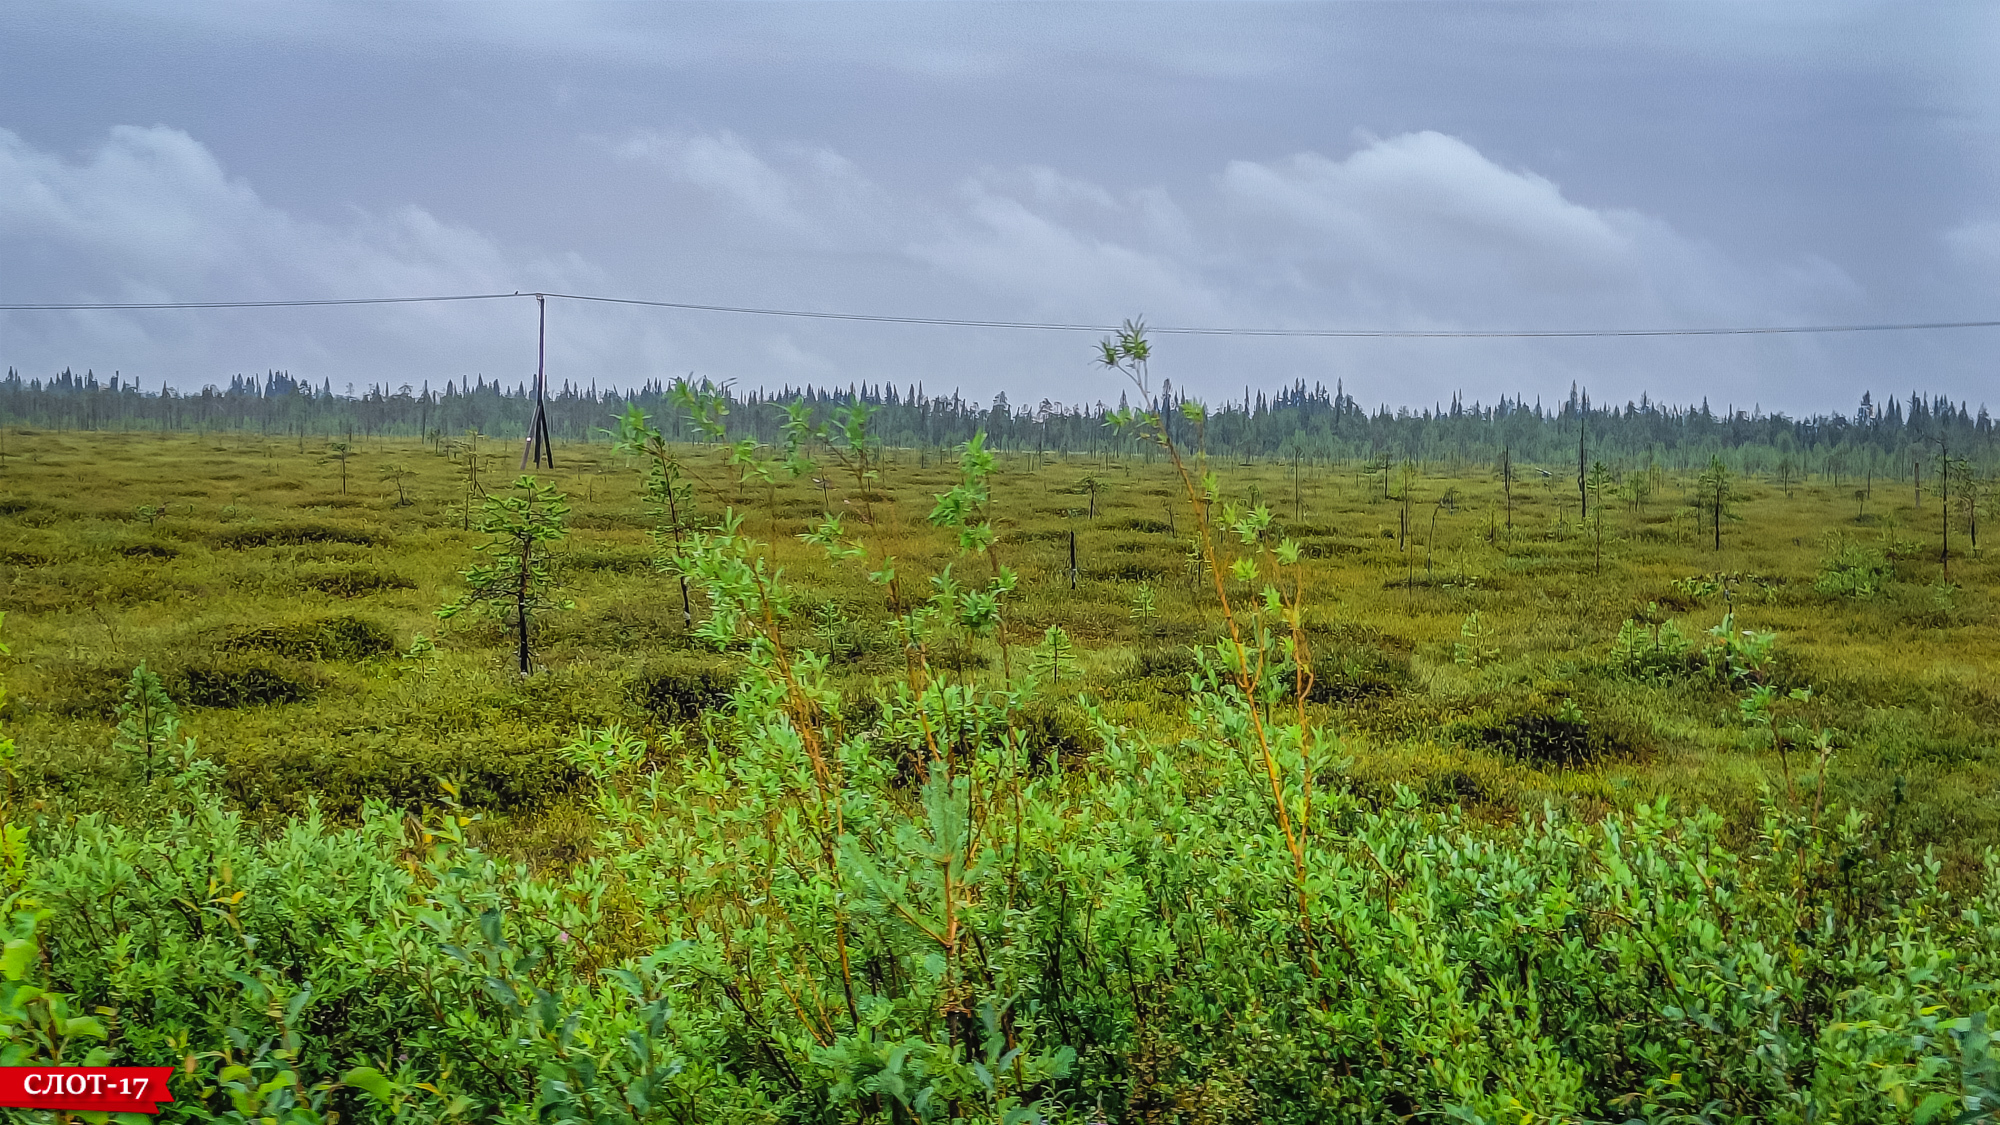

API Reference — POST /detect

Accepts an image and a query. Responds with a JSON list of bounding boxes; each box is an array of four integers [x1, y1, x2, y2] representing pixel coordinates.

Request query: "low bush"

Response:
[[1130, 644, 1200, 691], [11, 736, 1994, 1125], [170, 654, 323, 708], [33, 659, 129, 717], [925, 635, 992, 673], [1012, 696, 1098, 770], [1453, 691, 1641, 769], [1297, 537, 1361, 559], [295, 564, 417, 597], [1300, 625, 1412, 703], [560, 547, 656, 573], [218, 614, 398, 661], [626, 658, 738, 722], [214, 522, 381, 548], [1087, 561, 1167, 582], [216, 731, 584, 815], [1816, 539, 1893, 599]]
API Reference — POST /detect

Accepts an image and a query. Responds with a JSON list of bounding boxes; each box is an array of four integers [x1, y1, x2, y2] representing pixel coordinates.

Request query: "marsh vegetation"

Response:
[[0, 348, 1996, 1122]]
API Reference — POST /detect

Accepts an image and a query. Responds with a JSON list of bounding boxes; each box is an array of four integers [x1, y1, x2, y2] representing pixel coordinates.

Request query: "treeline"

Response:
[[3, 365, 1993, 471]]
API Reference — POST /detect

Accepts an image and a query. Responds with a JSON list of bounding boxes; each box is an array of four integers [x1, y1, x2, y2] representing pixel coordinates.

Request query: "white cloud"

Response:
[[1217, 131, 1749, 326], [0, 125, 628, 386], [612, 130, 882, 242], [1945, 218, 2000, 274], [617, 130, 809, 232], [0, 125, 540, 299], [910, 180, 1225, 322]]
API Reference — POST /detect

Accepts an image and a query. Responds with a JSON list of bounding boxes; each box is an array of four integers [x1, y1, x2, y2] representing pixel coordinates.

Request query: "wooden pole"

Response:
[[522, 294, 555, 471]]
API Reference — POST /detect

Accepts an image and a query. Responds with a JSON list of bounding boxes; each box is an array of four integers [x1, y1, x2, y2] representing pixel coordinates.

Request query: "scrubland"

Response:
[[0, 422, 1995, 1124]]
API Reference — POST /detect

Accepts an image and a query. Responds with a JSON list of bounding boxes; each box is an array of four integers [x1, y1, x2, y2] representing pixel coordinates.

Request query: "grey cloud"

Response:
[[0, 114, 1967, 412], [618, 130, 815, 232]]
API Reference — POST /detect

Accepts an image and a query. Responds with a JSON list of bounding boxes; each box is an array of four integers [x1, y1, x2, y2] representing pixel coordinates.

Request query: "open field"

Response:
[[2, 428, 1994, 851], [1, 423, 1997, 1122]]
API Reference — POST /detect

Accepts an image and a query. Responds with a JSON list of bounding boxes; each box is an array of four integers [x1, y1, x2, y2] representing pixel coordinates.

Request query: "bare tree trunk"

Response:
[[516, 536, 533, 675]]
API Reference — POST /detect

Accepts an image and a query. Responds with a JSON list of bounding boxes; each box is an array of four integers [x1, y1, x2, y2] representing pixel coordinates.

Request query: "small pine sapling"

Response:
[[1031, 624, 1079, 686], [1586, 460, 1615, 575], [114, 662, 180, 785], [1695, 456, 1734, 551], [1453, 612, 1498, 668], [438, 475, 574, 675], [1128, 583, 1160, 634], [380, 462, 415, 507], [323, 440, 355, 494]]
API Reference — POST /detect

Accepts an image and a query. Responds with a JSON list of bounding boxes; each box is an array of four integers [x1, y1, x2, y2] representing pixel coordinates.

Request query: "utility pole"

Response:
[[521, 294, 555, 471]]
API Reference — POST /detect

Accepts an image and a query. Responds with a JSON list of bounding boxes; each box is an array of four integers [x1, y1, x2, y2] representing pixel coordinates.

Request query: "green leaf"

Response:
[[60, 1015, 107, 1039], [343, 1066, 396, 1104], [0, 937, 36, 981]]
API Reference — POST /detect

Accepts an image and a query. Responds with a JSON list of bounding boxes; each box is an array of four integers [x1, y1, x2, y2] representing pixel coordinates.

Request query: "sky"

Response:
[[1, 1, 1997, 415]]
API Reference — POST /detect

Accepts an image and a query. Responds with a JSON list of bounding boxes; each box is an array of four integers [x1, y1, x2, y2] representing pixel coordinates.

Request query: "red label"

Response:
[[0, 1067, 176, 1113]]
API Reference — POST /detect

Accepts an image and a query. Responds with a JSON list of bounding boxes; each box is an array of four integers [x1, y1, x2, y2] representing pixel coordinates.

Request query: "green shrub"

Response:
[[34, 660, 131, 717], [1297, 537, 1361, 559], [1453, 691, 1641, 768], [169, 655, 323, 709], [214, 522, 381, 548], [295, 564, 416, 597], [560, 547, 655, 574], [1131, 644, 1200, 691], [1608, 615, 1698, 679], [217, 732, 582, 814], [218, 614, 397, 662], [926, 635, 992, 673], [1816, 539, 1893, 599], [626, 659, 738, 722], [1087, 561, 1167, 582], [1300, 625, 1412, 703], [1012, 697, 1097, 771]]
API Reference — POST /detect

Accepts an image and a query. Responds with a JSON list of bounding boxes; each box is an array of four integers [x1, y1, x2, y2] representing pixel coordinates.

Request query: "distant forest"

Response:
[[3, 365, 1994, 475]]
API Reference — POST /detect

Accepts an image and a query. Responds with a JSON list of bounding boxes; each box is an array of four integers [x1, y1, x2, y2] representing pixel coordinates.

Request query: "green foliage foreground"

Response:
[[8, 709, 2000, 1124]]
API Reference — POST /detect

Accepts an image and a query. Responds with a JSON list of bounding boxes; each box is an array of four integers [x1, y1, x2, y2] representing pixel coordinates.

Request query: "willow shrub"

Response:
[[11, 723, 2000, 1123]]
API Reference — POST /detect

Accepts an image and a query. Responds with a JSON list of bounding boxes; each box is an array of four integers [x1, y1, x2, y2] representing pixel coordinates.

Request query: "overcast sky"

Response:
[[2, 1, 1997, 414]]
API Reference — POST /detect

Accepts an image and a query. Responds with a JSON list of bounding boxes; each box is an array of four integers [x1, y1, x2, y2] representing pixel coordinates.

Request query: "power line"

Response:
[[3, 289, 1999, 339], [0, 293, 519, 311]]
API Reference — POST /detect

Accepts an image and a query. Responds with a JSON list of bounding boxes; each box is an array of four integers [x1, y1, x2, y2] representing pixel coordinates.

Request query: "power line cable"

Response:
[[0, 293, 519, 311], [3, 289, 1998, 338]]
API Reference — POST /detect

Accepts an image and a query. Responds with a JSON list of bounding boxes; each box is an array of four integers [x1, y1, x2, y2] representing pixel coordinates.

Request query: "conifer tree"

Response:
[[439, 476, 573, 675]]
